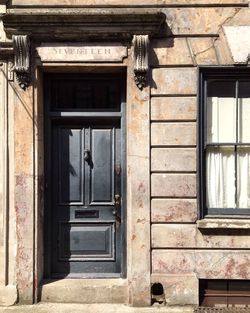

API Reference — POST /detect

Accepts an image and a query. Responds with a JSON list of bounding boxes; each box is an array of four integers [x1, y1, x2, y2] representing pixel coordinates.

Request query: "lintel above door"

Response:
[[2, 8, 166, 41]]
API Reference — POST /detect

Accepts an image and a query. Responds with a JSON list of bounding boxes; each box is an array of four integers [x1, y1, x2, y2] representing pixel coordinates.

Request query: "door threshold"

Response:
[[39, 278, 128, 304]]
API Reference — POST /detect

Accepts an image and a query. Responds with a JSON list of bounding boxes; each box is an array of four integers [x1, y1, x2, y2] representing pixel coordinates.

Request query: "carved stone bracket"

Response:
[[133, 35, 149, 90], [13, 35, 30, 90]]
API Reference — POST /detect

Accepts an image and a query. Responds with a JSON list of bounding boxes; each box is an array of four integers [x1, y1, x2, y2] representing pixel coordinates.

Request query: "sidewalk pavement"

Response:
[[0, 303, 194, 313]]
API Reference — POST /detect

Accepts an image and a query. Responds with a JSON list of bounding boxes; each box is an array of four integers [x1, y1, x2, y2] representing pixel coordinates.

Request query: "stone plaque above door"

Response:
[[36, 43, 128, 62]]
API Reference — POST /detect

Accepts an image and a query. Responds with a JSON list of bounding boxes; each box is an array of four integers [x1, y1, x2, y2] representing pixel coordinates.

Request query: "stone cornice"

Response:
[[2, 8, 166, 41]]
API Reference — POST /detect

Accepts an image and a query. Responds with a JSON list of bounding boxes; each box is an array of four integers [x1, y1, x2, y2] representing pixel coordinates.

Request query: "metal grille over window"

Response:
[[195, 308, 250, 313], [198, 280, 250, 310]]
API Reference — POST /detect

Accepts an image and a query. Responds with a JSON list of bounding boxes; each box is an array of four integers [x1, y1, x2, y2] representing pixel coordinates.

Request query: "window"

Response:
[[199, 279, 250, 308], [199, 69, 250, 216]]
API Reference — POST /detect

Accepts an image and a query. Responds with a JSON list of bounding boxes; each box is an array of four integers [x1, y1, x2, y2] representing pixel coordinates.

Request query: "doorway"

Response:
[[44, 73, 126, 278]]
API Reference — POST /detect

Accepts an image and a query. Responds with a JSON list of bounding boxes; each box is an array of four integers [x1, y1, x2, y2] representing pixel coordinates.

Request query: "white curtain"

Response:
[[237, 148, 250, 208], [206, 97, 250, 209], [206, 147, 235, 208]]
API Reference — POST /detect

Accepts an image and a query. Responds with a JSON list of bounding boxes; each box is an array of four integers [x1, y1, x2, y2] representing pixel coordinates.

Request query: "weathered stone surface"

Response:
[[152, 250, 250, 279], [37, 43, 127, 62], [151, 148, 196, 172], [151, 274, 198, 306], [151, 174, 196, 197], [14, 84, 34, 304], [152, 224, 250, 249], [0, 63, 6, 286], [151, 123, 196, 146], [197, 219, 250, 229], [224, 26, 250, 63], [126, 56, 151, 306], [151, 68, 197, 95], [150, 38, 193, 66], [152, 250, 195, 274], [152, 224, 196, 248], [164, 7, 244, 35], [0, 303, 194, 313], [151, 199, 197, 222], [0, 285, 17, 306], [225, 6, 250, 26], [214, 30, 234, 65], [151, 97, 196, 121], [197, 229, 250, 249], [40, 279, 128, 304], [189, 37, 218, 65], [10, 0, 249, 6]]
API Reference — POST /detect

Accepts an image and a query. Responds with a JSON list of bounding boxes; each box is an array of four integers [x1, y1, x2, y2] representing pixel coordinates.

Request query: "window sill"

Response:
[[197, 218, 250, 229]]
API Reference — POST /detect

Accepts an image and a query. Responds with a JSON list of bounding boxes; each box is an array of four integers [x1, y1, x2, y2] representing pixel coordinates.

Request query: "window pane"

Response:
[[206, 146, 235, 209], [207, 81, 236, 143], [237, 147, 250, 208], [238, 81, 250, 143]]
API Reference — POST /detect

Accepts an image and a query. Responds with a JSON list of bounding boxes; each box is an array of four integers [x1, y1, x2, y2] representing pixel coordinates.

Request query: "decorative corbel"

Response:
[[13, 35, 30, 90], [132, 34, 149, 90]]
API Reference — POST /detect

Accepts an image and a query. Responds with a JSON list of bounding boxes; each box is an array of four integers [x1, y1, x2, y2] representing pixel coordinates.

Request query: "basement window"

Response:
[[199, 280, 250, 308]]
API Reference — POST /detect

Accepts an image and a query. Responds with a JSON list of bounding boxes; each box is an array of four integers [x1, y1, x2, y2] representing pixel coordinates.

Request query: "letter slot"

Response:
[[75, 210, 99, 219]]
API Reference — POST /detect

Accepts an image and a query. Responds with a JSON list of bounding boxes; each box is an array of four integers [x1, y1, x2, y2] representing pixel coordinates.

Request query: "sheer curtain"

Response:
[[206, 147, 235, 208], [206, 96, 250, 209]]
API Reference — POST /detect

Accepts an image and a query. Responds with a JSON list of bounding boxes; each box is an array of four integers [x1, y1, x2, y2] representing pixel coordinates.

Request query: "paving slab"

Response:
[[0, 303, 194, 313]]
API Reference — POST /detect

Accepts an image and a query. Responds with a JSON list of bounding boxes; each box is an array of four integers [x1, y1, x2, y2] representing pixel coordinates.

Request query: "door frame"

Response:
[[34, 61, 151, 305], [43, 72, 127, 279]]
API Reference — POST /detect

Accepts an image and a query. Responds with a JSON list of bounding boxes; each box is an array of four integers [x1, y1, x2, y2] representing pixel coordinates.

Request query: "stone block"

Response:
[[151, 224, 196, 248], [151, 97, 196, 121], [151, 198, 197, 222], [196, 229, 250, 249], [151, 148, 196, 172], [40, 279, 128, 304], [189, 37, 218, 65], [151, 68, 197, 95], [164, 7, 241, 35], [0, 285, 17, 306], [224, 26, 250, 64], [151, 122, 196, 146], [151, 223, 250, 249], [152, 250, 195, 274], [151, 274, 198, 306], [152, 249, 250, 279], [150, 38, 193, 66], [151, 173, 196, 197], [214, 31, 234, 65], [196, 250, 250, 279]]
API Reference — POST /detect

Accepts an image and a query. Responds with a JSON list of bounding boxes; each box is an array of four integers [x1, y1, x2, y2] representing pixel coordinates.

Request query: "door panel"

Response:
[[51, 123, 122, 276]]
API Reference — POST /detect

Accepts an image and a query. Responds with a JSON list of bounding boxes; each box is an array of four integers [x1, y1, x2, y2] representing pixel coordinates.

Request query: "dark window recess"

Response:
[[199, 280, 250, 308], [49, 75, 122, 111]]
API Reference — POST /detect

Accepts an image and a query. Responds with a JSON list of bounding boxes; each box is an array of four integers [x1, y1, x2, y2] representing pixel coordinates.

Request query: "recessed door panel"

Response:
[[90, 128, 114, 204], [59, 128, 84, 205], [59, 222, 115, 261]]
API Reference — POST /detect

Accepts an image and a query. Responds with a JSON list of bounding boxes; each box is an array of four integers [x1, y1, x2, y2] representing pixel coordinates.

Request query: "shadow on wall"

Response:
[[150, 23, 174, 90]]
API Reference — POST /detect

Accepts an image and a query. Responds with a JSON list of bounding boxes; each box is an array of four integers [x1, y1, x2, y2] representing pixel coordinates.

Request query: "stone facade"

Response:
[[0, 0, 249, 311]]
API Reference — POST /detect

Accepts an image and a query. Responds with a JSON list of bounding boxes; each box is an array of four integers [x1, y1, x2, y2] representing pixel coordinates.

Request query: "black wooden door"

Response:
[[44, 74, 125, 277]]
